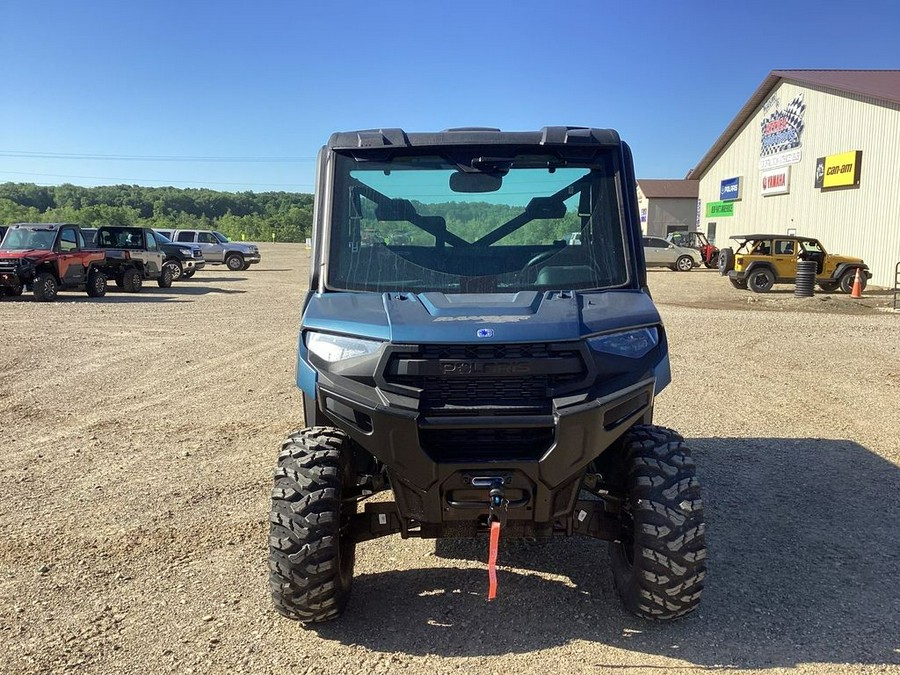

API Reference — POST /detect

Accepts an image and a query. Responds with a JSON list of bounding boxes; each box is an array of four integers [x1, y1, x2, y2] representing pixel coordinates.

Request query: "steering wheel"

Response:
[[521, 249, 559, 272]]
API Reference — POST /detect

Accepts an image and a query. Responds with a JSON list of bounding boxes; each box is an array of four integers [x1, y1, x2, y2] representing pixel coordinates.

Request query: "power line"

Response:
[[0, 150, 318, 162], [0, 170, 314, 190]]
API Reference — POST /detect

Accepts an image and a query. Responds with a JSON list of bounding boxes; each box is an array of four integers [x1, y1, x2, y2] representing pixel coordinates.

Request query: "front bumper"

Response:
[[242, 253, 261, 264], [182, 259, 206, 272], [314, 375, 655, 533], [0, 271, 25, 288]]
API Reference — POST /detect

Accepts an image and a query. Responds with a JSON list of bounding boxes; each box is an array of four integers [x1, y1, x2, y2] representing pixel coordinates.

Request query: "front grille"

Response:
[[420, 427, 553, 462], [384, 342, 586, 411], [418, 375, 549, 408], [382, 342, 586, 463]]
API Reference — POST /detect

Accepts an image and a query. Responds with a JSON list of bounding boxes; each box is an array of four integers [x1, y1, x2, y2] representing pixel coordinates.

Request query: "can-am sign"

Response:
[[815, 150, 863, 189], [761, 166, 791, 196], [720, 177, 742, 201], [758, 93, 806, 169]]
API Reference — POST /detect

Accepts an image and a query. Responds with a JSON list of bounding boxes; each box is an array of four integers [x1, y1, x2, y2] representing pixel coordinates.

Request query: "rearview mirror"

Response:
[[449, 171, 502, 193]]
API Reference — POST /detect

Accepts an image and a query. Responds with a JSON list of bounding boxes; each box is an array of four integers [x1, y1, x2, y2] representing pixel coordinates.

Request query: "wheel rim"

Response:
[[166, 262, 182, 280], [841, 273, 855, 293], [678, 257, 692, 271], [228, 257, 242, 270], [752, 272, 771, 290]]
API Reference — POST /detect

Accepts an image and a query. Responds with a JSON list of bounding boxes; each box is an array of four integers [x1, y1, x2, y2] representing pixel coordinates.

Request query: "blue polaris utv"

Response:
[[269, 127, 706, 623]]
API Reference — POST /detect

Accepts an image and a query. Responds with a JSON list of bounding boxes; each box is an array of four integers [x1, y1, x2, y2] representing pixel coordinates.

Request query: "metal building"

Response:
[[636, 180, 698, 238], [686, 70, 900, 288]]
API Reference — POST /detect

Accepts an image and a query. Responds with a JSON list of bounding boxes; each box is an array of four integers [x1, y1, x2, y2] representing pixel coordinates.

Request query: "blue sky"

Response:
[[2, 0, 898, 193]]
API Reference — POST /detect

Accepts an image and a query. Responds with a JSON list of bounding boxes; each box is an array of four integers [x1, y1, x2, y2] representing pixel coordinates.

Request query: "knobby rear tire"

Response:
[[33, 272, 58, 302], [269, 427, 357, 623], [122, 268, 142, 293], [610, 424, 707, 621], [86, 269, 107, 297], [157, 266, 173, 288]]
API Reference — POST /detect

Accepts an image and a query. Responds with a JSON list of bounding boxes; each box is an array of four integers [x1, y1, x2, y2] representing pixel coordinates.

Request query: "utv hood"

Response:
[[0, 249, 52, 261], [302, 290, 662, 343]]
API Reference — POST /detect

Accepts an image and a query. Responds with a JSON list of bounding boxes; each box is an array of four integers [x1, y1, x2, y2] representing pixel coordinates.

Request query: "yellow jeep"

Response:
[[718, 234, 870, 293]]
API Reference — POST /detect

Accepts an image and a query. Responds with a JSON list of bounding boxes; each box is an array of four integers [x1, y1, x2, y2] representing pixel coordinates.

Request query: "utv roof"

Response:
[[732, 233, 819, 241], [326, 126, 622, 150]]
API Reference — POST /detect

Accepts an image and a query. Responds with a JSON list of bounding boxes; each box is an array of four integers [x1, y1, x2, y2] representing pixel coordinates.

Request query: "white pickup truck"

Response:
[[153, 229, 261, 271]]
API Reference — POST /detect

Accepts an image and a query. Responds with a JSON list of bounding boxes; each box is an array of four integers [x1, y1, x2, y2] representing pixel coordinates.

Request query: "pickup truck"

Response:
[[93, 225, 172, 292], [84, 228, 207, 280], [0, 222, 108, 301], [152, 231, 206, 279], [153, 229, 260, 271]]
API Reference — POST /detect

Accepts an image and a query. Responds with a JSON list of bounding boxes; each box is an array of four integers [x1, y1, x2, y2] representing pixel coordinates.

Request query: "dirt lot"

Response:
[[1, 245, 898, 675]]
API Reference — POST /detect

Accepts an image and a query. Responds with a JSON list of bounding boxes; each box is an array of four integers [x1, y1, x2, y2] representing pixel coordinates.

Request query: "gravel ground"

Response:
[[1, 245, 898, 675]]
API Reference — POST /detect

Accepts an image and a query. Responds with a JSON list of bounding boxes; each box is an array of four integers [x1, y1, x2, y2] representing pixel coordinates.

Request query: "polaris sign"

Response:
[[720, 177, 742, 202]]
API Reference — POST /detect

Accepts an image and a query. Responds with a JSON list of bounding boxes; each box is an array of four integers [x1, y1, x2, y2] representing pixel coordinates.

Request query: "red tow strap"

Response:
[[487, 519, 500, 600]]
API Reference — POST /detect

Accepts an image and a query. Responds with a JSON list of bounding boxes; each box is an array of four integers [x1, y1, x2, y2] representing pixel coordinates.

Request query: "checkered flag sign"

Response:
[[760, 93, 805, 157]]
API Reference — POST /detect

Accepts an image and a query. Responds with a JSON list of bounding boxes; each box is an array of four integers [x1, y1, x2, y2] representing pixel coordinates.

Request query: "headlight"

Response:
[[306, 332, 381, 363], [179, 248, 193, 256], [588, 327, 659, 359]]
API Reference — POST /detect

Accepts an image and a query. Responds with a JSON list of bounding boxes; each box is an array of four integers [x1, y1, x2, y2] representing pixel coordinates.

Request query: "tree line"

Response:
[[0, 183, 314, 243], [0, 182, 582, 246], [362, 198, 581, 246]]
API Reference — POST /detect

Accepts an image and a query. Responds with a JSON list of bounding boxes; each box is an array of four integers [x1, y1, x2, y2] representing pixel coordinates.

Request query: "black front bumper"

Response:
[[314, 374, 654, 533], [0, 260, 32, 287]]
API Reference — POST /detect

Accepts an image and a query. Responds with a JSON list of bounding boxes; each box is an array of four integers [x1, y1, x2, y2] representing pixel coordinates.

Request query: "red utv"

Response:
[[0, 223, 107, 301]]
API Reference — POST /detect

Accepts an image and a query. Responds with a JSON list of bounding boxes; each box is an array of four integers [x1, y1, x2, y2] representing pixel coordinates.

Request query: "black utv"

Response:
[[270, 127, 706, 623]]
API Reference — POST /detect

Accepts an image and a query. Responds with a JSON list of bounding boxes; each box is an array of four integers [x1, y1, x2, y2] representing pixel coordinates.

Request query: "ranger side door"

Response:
[[143, 229, 164, 275], [57, 226, 85, 285], [196, 231, 224, 262]]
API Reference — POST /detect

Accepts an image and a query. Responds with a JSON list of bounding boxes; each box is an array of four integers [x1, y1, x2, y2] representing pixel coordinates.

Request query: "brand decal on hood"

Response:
[[476, 328, 494, 338]]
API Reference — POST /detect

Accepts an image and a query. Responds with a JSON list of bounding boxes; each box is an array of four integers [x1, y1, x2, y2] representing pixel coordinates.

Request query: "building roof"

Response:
[[686, 69, 900, 180], [637, 179, 698, 199]]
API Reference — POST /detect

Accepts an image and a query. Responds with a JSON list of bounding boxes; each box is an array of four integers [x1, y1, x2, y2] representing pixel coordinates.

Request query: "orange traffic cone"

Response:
[[850, 268, 863, 299]]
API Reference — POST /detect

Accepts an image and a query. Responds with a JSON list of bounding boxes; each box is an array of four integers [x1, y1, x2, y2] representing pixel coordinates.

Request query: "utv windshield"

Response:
[[2, 227, 57, 251], [326, 149, 629, 293]]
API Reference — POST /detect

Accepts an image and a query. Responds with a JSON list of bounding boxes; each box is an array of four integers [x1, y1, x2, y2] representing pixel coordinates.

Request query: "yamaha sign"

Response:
[[720, 177, 742, 201]]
